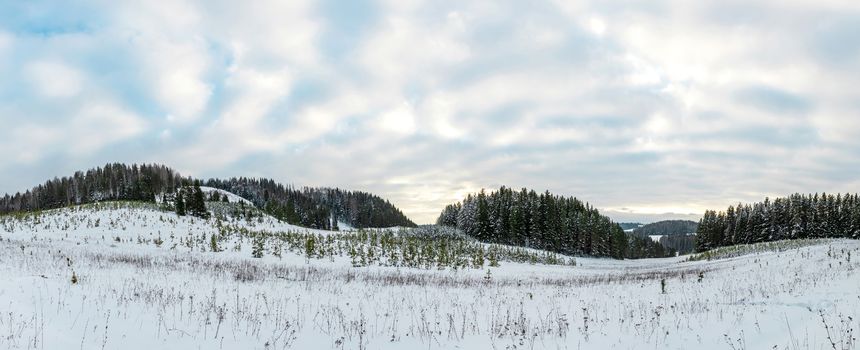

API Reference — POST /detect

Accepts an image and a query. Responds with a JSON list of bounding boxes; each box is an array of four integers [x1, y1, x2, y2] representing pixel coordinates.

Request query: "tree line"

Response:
[[1, 163, 416, 231], [204, 178, 416, 230], [0, 163, 183, 214], [659, 234, 695, 255], [632, 220, 698, 237], [437, 186, 673, 259], [695, 193, 860, 252], [629, 220, 697, 255]]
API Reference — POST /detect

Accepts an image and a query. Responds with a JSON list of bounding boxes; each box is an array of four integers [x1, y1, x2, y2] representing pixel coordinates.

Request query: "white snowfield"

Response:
[[1, 202, 859, 349]]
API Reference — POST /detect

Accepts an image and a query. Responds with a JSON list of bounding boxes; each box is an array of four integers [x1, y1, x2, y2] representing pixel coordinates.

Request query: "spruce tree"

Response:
[[175, 190, 186, 216], [190, 185, 209, 219], [476, 190, 491, 241], [252, 234, 264, 258]]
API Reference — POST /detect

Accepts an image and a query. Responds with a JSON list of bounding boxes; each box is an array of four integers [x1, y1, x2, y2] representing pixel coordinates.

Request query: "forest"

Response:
[[0, 163, 182, 213], [204, 178, 415, 229], [437, 186, 673, 259], [628, 220, 698, 255], [695, 193, 860, 252], [0, 163, 415, 230], [632, 220, 698, 237]]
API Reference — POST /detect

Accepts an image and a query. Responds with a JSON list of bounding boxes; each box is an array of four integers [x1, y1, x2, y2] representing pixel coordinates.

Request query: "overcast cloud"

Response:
[[1, 0, 859, 224]]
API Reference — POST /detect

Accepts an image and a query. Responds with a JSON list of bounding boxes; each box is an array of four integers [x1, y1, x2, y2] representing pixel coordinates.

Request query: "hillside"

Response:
[[1, 200, 857, 349], [0, 196, 570, 268], [204, 177, 415, 229], [437, 186, 675, 259], [631, 219, 698, 237], [437, 187, 628, 258], [618, 222, 643, 231], [0, 163, 415, 230], [628, 220, 698, 255]]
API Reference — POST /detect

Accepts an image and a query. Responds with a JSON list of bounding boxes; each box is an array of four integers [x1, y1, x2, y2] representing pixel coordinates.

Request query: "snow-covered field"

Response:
[[1, 202, 859, 349]]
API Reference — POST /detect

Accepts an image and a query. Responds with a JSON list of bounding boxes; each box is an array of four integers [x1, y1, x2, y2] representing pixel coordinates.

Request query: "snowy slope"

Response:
[[1, 201, 859, 349], [0, 201, 336, 240], [199, 186, 255, 205]]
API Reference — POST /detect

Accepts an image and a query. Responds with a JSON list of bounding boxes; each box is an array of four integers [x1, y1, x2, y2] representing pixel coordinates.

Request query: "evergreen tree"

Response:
[[175, 190, 186, 216], [189, 185, 209, 219], [693, 193, 860, 252], [252, 234, 265, 258], [437, 187, 661, 259], [476, 190, 491, 241]]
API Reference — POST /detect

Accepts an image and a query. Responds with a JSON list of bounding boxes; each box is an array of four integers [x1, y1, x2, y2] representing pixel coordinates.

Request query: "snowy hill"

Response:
[[0, 163, 417, 231], [1, 197, 859, 349], [199, 186, 255, 205], [0, 197, 573, 268]]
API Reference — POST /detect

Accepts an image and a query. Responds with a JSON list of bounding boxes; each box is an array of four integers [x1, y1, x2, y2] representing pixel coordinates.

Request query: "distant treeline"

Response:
[[628, 220, 698, 255], [0, 163, 183, 213], [618, 222, 643, 231], [437, 186, 673, 259], [204, 178, 416, 230], [659, 234, 695, 255], [0, 163, 416, 230], [696, 193, 860, 252], [632, 220, 698, 237], [627, 235, 676, 258]]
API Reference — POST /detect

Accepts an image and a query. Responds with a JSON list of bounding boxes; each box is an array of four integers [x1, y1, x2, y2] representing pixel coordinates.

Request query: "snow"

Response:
[[649, 234, 663, 242], [337, 221, 355, 231], [199, 186, 255, 205], [1, 200, 859, 349]]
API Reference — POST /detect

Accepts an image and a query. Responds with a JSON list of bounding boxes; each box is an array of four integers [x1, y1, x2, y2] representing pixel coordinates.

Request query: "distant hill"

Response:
[[632, 220, 698, 237], [659, 234, 696, 255], [618, 222, 643, 231], [0, 163, 415, 230], [204, 178, 415, 229], [625, 220, 698, 255]]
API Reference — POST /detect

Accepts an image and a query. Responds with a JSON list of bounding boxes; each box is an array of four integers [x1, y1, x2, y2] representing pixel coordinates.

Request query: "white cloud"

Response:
[[26, 61, 85, 98], [0, 100, 148, 163], [113, 1, 213, 123], [171, 66, 293, 169], [358, 6, 471, 87], [281, 107, 345, 144], [377, 101, 417, 135], [3, 124, 62, 163], [422, 95, 464, 139], [206, 0, 322, 68], [589, 17, 607, 36], [69, 103, 149, 154], [150, 41, 212, 123]]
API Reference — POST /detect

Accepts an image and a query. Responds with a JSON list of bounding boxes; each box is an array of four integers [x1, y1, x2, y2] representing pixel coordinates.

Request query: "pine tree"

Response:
[[252, 234, 264, 258], [305, 235, 316, 258], [724, 205, 736, 246], [210, 234, 221, 252], [190, 185, 209, 219], [175, 190, 186, 216], [508, 196, 524, 246], [476, 190, 491, 241]]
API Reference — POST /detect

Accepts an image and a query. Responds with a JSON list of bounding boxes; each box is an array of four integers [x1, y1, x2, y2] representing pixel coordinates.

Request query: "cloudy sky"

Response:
[[1, 0, 859, 224]]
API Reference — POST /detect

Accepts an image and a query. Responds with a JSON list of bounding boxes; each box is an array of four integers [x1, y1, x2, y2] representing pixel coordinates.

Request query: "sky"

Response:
[[1, 0, 860, 224]]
